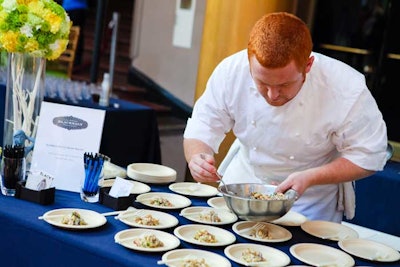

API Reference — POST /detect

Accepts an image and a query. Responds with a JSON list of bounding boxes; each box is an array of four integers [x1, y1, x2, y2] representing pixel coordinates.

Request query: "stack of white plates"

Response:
[[127, 163, 177, 184]]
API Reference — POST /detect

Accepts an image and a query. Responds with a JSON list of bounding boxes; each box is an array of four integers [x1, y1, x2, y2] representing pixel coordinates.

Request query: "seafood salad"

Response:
[[133, 234, 164, 248], [242, 248, 266, 263], [134, 214, 160, 226], [194, 229, 217, 243], [249, 226, 271, 239], [150, 197, 174, 207], [61, 211, 87, 226], [250, 191, 286, 200], [182, 258, 209, 267], [199, 210, 221, 223]]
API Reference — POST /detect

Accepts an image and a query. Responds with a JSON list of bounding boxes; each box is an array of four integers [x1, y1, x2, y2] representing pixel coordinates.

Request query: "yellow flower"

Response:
[[17, 0, 38, 5], [0, 31, 19, 51], [47, 39, 67, 60], [24, 39, 39, 52], [43, 10, 62, 33]]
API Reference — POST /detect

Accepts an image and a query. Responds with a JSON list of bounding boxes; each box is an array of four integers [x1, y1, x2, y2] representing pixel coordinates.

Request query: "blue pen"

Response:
[[88, 159, 99, 193], [90, 158, 104, 192]]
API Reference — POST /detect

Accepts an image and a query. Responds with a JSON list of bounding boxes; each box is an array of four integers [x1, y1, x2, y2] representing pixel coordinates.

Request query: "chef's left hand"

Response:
[[275, 170, 313, 198]]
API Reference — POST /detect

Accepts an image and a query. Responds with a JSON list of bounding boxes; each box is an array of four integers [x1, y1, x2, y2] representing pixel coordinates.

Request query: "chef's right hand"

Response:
[[187, 153, 219, 183]]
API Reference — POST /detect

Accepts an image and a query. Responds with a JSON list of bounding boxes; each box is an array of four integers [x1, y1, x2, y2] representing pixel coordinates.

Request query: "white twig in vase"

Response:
[[8, 54, 44, 151]]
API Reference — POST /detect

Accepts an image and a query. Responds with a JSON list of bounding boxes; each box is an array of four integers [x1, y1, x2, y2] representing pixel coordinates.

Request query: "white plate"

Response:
[[161, 249, 232, 267], [40, 208, 107, 230], [232, 221, 292, 243], [180, 207, 238, 225], [136, 192, 191, 209], [290, 243, 355, 267], [207, 196, 230, 210], [301, 220, 359, 241], [169, 182, 219, 197], [127, 163, 176, 184], [338, 238, 400, 262], [117, 209, 179, 229], [114, 228, 180, 252], [174, 224, 236, 247], [270, 210, 308, 226], [101, 178, 151, 194], [224, 243, 291, 267], [102, 161, 127, 179]]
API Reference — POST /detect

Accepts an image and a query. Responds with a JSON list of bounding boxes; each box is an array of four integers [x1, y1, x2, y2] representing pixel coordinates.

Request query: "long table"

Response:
[[0, 183, 398, 267]]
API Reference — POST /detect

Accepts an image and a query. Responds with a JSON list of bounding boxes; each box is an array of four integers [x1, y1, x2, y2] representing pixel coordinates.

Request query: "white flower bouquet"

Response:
[[0, 0, 71, 60]]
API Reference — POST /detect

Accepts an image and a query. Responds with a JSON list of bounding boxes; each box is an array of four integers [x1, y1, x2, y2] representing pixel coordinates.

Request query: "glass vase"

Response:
[[2, 53, 46, 169]]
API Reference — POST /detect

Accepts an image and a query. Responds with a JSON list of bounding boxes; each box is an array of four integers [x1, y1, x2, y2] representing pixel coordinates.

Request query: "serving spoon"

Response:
[[215, 172, 236, 195]]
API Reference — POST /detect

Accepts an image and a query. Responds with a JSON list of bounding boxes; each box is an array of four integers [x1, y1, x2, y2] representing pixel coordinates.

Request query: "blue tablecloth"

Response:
[[346, 160, 400, 237], [0, 183, 398, 267]]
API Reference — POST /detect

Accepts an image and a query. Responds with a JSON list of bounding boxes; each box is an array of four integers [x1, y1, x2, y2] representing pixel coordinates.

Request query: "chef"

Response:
[[183, 12, 387, 222]]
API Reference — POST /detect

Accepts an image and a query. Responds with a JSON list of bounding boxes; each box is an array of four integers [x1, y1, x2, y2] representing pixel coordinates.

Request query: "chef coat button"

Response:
[[295, 133, 300, 137], [299, 102, 303, 106], [252, 147, 257, 151], [289, 155, 295, 160], [251, 120, 256, 126]]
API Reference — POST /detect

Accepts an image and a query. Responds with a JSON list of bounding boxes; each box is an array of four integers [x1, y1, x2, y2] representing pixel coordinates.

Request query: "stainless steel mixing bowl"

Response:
[[218, 183, 298, 222]]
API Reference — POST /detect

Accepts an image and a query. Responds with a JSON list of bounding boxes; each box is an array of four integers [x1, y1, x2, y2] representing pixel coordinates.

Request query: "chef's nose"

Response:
[[267, 86, 280, 100]]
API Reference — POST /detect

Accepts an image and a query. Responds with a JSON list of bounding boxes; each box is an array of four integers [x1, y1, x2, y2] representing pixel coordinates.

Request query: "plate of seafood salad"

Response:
[[169, 182, 219, 197], [207, 196, 229, 210], [114, 229, 180, 252], [136, 192, 191, 209], [224, 243, 291, 267], [161, 249, 232, 267], [117, 209, 179, 229], [174, 224, 236, 246], [290, 243, 355, 267], [270, 210, 308, 226], [40, 208, 107, 229], [180, 207, 238, 225], [232, 221, 292, 242]]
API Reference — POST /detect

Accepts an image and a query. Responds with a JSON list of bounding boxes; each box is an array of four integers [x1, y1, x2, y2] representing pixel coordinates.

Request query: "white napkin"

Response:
[[338, 181, 356, 220]]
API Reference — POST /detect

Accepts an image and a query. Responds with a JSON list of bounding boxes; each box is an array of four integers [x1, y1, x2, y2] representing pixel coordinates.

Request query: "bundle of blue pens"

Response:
[[82, 153, 106, 196]]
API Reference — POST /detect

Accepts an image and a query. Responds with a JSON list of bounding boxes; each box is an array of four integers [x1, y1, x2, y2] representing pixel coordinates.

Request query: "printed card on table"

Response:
[[30, 101, 105, 192]]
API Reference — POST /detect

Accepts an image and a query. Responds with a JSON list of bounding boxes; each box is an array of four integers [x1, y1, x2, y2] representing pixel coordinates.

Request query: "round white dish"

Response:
[[270, 210, 308, 226], [290, 243, 355, 267], [301, 220, 359, 241], [169, 182, 219, 197], [100, 178, 151, 194], [207, 196, 229, 210], [127, 163, 177, 184], [160, 249, 232, 267], [232, 221, 292, 243], [174, 224, 236, 247], [40, 208, 107, 230], [136, 192, 191, 209], [338, 238, 400, 262], [224, 243, 291, 267], [117, 209, 179, 229], [180, 206, 238, 225], [114, 228, 180, 252]]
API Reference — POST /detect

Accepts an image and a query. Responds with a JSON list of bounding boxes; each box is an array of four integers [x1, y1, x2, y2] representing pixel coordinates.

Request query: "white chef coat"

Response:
[[184, 50, 388, 222]]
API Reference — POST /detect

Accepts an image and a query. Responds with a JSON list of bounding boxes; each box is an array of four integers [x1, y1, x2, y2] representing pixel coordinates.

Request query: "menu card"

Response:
[[30, 101, 105, 192]]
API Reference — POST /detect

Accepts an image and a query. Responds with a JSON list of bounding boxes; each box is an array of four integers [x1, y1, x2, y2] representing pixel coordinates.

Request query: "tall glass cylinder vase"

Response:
[[2, 53, 46, 170]]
